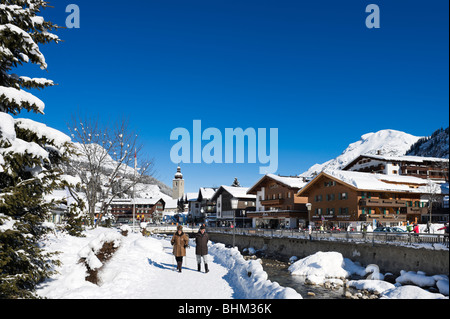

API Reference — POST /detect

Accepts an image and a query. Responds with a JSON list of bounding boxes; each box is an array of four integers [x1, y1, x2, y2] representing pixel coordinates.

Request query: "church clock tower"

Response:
[[172, 165, 184, 200]]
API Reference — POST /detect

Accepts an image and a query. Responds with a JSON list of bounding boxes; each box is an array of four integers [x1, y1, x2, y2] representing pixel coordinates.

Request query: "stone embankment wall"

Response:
[[208, 233, 449, 275]]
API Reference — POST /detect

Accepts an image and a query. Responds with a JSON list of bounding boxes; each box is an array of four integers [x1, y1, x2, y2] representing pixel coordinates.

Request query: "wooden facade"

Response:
[[343, 154, 449, 181], [247, 174, 308, 229], [108, 198, 166, 223], [296, 171, 431, 229], [211, 186, 256, 227]]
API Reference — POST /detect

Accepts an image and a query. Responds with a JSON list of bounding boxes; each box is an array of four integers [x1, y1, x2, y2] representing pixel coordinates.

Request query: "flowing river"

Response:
[[260, 258, 361, 299]]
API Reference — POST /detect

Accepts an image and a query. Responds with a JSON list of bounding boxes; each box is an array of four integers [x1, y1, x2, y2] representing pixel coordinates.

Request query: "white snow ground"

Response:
[[36, 227, 448, 300], [36, 227, 300, 299]]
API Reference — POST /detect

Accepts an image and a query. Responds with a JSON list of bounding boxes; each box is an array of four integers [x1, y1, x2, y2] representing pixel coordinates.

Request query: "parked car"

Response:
[[374, 226, 408, 236], [374, 227, 391, 232], [390, 227, 407, 233]]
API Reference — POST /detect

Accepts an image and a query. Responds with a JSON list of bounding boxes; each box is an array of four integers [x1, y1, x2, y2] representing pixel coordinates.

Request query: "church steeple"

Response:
[[174, 164, 183, 179], [172, 165, 185, 199]]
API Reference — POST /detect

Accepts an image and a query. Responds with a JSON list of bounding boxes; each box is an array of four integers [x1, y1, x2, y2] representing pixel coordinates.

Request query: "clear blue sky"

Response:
[[22, 0, 449, 193]]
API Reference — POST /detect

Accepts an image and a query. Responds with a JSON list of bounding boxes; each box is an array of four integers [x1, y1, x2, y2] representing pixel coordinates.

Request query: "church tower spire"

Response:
[[172, 164, 185, 199]]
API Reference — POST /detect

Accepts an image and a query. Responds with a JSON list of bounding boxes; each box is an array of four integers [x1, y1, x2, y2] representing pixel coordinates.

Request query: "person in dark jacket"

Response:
[[195, 225, 210, 273]]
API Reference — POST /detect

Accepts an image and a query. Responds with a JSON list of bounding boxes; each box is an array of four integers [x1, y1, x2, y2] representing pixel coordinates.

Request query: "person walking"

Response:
[[406, 221, 413, 233], [171, 225, 189, 273], [412, 223, 420, 243], [195, 225, 210, 273], [438, 223, 449, 247]]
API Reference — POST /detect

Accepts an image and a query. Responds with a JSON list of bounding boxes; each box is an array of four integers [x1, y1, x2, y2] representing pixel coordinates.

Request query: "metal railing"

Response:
[[145, 225, 198, 234], [206, 227, 449, 247]]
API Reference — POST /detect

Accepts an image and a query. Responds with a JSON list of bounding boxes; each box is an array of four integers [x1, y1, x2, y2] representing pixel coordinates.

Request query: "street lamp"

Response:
[[231, 198, 239, 247], [306, 203, 312, 227]]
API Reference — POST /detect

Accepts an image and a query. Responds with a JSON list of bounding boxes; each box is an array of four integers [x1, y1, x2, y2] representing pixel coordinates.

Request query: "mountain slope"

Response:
[[300, 129, 422, 177], [406, 127, 449, 158]]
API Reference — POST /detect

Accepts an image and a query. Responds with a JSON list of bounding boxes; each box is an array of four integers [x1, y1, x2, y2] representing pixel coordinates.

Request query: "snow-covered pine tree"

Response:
[[0, 0, 71, 298], [231, 177, 241, 187]]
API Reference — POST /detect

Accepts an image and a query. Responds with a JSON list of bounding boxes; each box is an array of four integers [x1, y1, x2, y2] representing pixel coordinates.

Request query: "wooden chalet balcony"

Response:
[[247, 210, 307, 218], [359, 213, 407, 222], [406, 207, 428, 215], [359, 198, 406, 208], [260, 199, 284, 206]]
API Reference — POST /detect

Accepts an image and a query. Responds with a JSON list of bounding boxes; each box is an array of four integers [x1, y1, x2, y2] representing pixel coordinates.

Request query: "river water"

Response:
[[260, 258, 361, 299]]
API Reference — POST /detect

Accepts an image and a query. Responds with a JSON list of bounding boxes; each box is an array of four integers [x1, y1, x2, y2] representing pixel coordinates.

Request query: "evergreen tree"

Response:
[[0, 0, 69, 298], [231, 177, 241, 187]]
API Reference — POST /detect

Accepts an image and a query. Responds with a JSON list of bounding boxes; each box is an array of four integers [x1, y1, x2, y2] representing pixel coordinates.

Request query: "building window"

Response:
[[315, 195, 323, 202], [361, 192, 372, 199], [339, 192, 348, 200], [327, 194, 335, 201]]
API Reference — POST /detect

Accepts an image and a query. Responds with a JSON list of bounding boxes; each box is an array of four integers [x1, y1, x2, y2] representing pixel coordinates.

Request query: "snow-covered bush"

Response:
[[78, 232, 122, 284]]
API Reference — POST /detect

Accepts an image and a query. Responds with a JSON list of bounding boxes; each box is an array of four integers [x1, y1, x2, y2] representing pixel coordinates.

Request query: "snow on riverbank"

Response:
[[210, 243, 301, 299], [36, 227, 448, 299], [36, 227, 301, 299], [288, 251, 449, 299]]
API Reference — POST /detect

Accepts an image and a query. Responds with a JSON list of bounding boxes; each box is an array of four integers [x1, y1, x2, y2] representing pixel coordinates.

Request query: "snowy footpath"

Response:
[[36, 227, 300, 299], [36, 227, 449, 300]]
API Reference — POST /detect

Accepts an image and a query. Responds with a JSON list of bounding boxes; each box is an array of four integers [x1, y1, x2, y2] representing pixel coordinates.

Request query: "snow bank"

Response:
[[395, 270, 449, 295], [38, 228, 298, 299], [436, 278, 450, 296], [37, 228, 167, 299], [347, 279, 395, 294], [209, 243, 302, 299], [396, 270, 436, 288], [289, 251, 449, 298], [380, 285, 447, 299], [288, 251, 366, 284]]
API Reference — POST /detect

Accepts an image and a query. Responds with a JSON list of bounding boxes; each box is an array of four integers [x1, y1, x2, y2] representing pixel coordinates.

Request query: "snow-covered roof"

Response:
[[212, 185, 257, 201], [163, 198, 178, 209], [109, 198, 165, 205], [267, 174, 307, 189], [343, 154, 449, 170], [247, 174, 307, 194], [198, 187, 217, 200], [185, 192, 198, 201], [298, 170, 448, 195]]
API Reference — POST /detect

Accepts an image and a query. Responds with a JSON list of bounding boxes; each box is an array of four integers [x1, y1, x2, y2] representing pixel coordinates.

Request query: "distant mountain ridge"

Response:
[[300, 129, 423, 178], [406, 127, 449, 159]]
